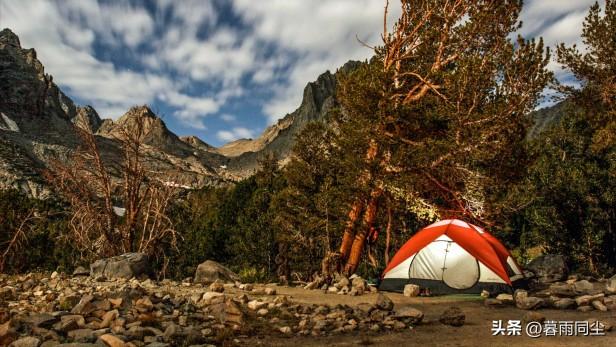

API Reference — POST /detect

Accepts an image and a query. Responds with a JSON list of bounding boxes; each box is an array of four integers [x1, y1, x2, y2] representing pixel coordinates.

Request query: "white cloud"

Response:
[[232, 0, 401, 123], [216, 127, 254, 142], [220, 114, 236, 122], [0, 0, 599, 134]]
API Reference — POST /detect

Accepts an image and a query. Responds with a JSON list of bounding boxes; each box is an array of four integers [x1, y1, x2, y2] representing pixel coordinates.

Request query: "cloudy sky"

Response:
[[0, 0, 597, 146]]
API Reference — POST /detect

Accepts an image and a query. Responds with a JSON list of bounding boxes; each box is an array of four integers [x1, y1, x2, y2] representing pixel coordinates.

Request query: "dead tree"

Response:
[[45, 108, 181, 260]]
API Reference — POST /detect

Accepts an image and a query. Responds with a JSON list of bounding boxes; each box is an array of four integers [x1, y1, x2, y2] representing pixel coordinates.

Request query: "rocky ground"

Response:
[[0, 270, 615, 347]]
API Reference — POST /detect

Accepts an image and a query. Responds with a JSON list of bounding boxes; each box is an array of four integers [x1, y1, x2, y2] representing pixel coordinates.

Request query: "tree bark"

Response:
[[343, 187, 383, 275], [385, 202, 392, 265], [339, 200, 364, 261]]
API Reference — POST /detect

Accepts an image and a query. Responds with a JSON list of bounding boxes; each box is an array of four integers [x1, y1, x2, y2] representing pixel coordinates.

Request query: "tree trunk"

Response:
[[343, 187, 383, 275], [385, 202, 392, 265], [339, 200, 364, 261]]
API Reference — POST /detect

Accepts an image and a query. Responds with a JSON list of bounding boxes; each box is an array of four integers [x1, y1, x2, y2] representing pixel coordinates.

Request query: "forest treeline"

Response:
[[0, 1, 614, 280]]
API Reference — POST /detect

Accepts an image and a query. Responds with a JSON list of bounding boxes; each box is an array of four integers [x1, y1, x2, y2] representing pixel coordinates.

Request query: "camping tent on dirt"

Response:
[[379, 219, 525, 294]]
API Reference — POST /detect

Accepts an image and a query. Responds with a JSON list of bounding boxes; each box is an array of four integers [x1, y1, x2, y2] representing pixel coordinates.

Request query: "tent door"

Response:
[[441, 242, 480, 289]]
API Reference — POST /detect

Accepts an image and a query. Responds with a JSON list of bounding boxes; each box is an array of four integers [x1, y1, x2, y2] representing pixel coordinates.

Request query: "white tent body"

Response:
[[380, 219, 524, 294]]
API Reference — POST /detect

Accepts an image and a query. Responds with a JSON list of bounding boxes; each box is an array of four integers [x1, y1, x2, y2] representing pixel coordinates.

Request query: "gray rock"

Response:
[[515, 290, 544, 310], [194, 260, 239, 284], [527, 255, 568, 284], [375, 294, 394, 311], [394, 306, 423, 324], [549, 282, 576, 296], [573, 280, 595, 295], [90, 253, 149, 280], [439, 306, 465, 327]]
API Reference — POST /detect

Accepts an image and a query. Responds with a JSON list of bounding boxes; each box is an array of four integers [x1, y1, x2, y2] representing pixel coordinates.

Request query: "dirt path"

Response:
[[245, 285, 616, 347]]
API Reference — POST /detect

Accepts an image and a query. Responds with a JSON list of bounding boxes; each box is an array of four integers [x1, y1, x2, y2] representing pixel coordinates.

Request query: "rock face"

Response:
[[527, 254, 568, 284], [194, 260, 240, 284], [222, 61, 361, 176], [90, 253, 150, 279]]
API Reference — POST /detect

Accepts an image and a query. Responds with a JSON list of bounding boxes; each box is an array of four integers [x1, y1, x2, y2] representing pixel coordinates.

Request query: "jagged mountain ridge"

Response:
[[0, 28, 228, 196], [0, 28, 357, 195]]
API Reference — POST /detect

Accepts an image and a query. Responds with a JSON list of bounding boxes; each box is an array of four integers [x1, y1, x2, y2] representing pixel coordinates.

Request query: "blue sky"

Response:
[[0, 0, 596, 146]]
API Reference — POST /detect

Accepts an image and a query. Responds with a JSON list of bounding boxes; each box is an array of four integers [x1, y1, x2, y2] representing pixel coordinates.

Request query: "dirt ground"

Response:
[[244, 285, 616, 347]]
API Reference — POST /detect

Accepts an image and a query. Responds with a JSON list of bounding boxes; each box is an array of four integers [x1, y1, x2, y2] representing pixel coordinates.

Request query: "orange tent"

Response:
[[380, 219, 525, 294]]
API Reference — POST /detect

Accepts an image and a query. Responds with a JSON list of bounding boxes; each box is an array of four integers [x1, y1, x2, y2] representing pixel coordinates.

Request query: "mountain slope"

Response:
[[0, 27, 361, 194], [0, 28, 229, 196], [223, 60, 361, 175]]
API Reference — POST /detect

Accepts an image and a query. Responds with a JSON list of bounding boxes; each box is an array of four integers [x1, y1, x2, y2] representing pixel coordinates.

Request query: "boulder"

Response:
[[375, 294, 394, 311], [90, 253, 149, 280], [403, 284, 420, 297], [439, 306, 465, 327], [194, 260, 240, 284], [526, 254, 568, 284]]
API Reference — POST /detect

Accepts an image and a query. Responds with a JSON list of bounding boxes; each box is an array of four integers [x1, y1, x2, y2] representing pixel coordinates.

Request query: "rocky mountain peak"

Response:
[[0, 28, 21, 47], [73, 105, 102, 133]]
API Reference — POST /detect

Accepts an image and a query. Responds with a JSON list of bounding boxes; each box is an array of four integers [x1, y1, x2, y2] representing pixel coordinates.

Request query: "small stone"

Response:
[[68, 328, 95, 342], [327, 286, 338, 294], [515, 291, 544, 310], [9, 336, 40, 347], [264, 287, 276, 295], [495, 294, 514, 304], [394, 306, 423, 324], [256, 308, 269, 316], [0, 320, 18, 346], [403, 284, 420, 297], [99, 334, 126, 347], [279, 326, 292, 334], [135, 297, 153, 312], [439, 306, 465, 327], [370, 324, 380, 332], [591, 300, 607, 312], [247, 300, 266, 311], [376, 294, 394, 311], [209, 282, 224, 293], [480, 290, 490, 298], [553, 298, 576, 309], [201, 292, 224, 305]]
